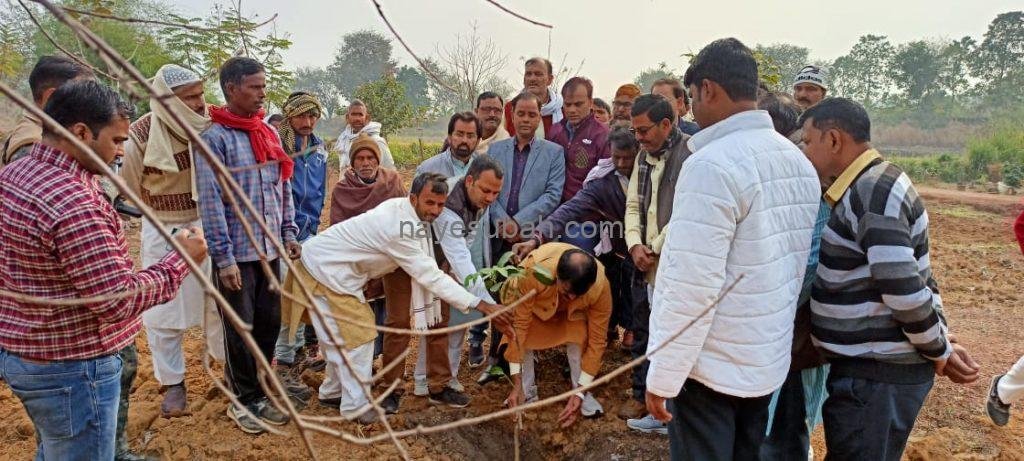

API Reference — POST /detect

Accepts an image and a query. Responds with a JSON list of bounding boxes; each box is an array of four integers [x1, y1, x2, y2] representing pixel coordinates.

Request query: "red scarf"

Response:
[[209, 106, 294, 181]]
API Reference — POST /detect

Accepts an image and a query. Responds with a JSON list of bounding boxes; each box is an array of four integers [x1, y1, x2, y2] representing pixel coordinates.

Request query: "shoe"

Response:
[[257, 398, 290, 426], [318, 396, 341, 409], [448, 377, 465, 393], [382, 393, 401, 414], [413, 376, 429, 396], [476, 365, 506, 386], [429, 386, 471, 408], [303, 343, 326, 372], [626, 414, 668, 435], [987, 374, 1011, 426], [616, 398, 646, 420], [227, 403, 266, 434], [275, 363, 313, 402], [620, 330, 635, 350], [580, 393, 604, 418], [354, 409, 379, 425], [160, 383, 188, 418], [468, 342, 485, 367], [115, 450, 157, 461]]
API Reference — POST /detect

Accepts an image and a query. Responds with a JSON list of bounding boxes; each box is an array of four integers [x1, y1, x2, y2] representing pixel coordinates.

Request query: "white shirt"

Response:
[[433, 207, 495, 304], [300, 197, 479, 312]]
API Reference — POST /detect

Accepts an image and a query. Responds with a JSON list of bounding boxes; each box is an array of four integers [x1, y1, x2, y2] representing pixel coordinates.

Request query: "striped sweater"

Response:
[[811, 156, 951, 384]]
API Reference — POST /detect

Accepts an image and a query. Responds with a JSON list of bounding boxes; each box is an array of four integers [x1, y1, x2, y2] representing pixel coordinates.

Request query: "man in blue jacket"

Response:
[[475, 91, 565, 381], [272, 91, 329, 404]]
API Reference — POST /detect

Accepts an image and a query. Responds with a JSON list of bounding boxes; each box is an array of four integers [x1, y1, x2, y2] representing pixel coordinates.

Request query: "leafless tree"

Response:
[[433, 21, 510, 111]]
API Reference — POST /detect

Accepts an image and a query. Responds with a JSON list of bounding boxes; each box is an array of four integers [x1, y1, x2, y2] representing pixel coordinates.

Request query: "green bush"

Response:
[[390, 141, 443, 169], [966, 125, 1024, 181]]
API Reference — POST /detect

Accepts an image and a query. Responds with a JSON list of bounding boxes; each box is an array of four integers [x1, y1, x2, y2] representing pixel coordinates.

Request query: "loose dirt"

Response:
[[1, 181, 1021, 460]]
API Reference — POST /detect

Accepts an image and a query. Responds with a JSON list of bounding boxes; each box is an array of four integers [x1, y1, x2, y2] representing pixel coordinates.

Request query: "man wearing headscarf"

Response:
[[119, 63, 223, 459], [271, 91, 330, 406]]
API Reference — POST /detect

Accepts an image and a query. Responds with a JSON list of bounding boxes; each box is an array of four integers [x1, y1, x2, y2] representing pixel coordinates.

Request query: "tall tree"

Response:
[[755, 43, 810, 91], [396, 65, 430, 110], [327, 30, 396, 100], [830, 34, 895, 107], [973, 11, 1024, 100], [936, 36, 976, 103], [889, 40, 943, 102], [293, 66, 341, 118]]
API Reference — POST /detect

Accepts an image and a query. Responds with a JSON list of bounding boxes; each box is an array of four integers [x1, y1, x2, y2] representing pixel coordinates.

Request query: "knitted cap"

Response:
[[615, 83, 642, 98], [349, 133, 381, 165], [160, 64, 202, 89], [793, 65, 827, 90]]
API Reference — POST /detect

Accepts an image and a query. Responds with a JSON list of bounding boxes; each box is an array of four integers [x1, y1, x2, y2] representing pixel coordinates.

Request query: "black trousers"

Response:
[[822, 374, 933, 461], [628, 268, 651, 402], [218, 259, 281, 406], [669, 379, 772, 461], [599, 253, 635, 342], [759, 369, 810, 460]]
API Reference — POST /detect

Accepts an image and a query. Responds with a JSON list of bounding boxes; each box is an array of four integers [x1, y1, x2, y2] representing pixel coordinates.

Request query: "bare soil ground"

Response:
[[1, 180, 1022, 460]]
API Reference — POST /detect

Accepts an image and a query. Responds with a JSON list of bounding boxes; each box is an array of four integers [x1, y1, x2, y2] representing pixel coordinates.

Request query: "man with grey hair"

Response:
[[332, 99, 395, 169]]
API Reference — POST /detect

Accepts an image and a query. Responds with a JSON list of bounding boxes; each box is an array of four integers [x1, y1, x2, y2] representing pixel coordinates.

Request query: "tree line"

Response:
[[1, 2, 1021, 135]]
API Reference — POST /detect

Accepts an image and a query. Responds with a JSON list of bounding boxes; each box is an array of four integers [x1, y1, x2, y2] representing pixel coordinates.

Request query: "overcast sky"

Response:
[[175, 0, 1018, 98]]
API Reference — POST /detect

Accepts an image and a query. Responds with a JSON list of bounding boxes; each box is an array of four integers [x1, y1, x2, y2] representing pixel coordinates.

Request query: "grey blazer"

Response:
[[486, 137, 565, 232]]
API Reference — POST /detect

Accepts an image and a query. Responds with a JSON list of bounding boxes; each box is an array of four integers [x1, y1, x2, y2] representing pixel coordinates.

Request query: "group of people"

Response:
[[0, 35, 1016, 461]]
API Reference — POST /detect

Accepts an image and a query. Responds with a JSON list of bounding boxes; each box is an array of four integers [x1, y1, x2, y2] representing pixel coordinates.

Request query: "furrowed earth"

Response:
[[1, 171, 1022, 460]]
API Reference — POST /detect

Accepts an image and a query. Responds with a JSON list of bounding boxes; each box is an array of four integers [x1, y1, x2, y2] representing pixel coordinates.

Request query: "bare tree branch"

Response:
[[482, 0, 552, 29], [16, 0, 116, 81], [58, 3, 278, 33], [368, 0, 458, 93]]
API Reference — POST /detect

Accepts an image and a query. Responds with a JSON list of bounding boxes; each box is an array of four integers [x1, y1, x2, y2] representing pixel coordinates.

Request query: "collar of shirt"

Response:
[[514, 140, 532, 155], [33, 143, 95, 186], [293, 134, 324, 157], [823, 149, 882, 207], [646, 127, 682, 163], [685, 110, 773, 153], [615, 171, 629, 192]]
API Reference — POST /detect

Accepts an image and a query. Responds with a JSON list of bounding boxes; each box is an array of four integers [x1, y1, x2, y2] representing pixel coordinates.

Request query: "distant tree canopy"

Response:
[[1, 0, 294, 111]]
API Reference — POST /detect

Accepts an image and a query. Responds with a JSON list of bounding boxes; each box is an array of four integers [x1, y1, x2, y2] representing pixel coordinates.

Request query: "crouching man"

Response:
[[504, 242, 612, 426], [281, 173, 513, 423]]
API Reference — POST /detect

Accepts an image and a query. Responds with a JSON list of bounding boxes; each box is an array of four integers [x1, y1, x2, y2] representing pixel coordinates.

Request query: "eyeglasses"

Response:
[[629, 124, 656, 136]]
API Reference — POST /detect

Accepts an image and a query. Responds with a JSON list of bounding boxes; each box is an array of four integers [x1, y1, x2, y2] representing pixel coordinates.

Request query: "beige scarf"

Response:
[[141, 69, 211, 173], [412, 224, 444, 330]]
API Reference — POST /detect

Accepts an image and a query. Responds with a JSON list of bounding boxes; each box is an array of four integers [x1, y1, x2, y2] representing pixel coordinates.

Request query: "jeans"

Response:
[[274, 323, 306, 365], [1, 348, 123, 461], [822, 374, 933, 461], [669, 379, 771, 461]]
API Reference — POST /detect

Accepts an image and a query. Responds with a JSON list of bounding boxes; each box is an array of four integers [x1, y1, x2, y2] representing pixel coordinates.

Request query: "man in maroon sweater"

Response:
[[546, 76, 610, 252]]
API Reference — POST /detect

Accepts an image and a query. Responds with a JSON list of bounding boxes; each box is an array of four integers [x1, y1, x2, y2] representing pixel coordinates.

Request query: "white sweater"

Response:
[[645, 110, 821, 399], [300, 197, 478, 312]]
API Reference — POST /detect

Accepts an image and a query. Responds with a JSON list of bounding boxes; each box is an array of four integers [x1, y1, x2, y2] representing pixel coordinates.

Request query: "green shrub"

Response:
[[966, 125, 1024, 181], [390, 140, 443, 169]]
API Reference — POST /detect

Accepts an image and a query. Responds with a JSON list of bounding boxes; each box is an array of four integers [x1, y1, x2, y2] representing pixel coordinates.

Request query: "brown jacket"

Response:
[[501, 242, 612, 381]]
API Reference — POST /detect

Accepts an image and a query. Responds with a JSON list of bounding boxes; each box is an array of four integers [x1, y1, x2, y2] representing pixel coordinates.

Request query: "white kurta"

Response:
[[299, 197, 479, 312], [141, 218, 215, 329]]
